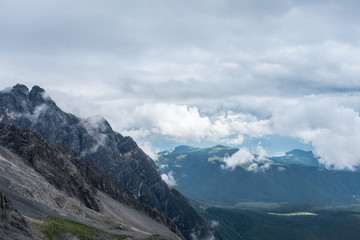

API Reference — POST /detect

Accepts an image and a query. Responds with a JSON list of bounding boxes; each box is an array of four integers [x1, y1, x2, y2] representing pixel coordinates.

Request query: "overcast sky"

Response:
[[1, 0, 360, 170]]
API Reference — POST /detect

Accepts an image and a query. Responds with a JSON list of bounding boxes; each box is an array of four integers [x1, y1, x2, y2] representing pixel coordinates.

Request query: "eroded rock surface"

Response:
[[0, 191, 33, 240]]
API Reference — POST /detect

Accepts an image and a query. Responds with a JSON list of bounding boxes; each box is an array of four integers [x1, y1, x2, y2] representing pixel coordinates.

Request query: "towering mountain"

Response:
[[157, 145, 360, 206], [0, 84, 217, 239], [0, 123, 182, 239]]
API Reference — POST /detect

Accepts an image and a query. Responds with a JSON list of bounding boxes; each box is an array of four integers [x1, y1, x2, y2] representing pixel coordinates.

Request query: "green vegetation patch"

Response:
[[41, 216, 127, 240], [208, 146, 235, 154], [176, 154, 187, 160], [268, 212, 317, 216], [208, 155, 224, 163], [234, 202, 284, 210]]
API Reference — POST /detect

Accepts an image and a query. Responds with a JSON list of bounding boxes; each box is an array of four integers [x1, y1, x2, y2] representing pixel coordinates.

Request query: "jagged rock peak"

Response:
[[29, 85, 52, 105], [6, 84, 54, 107], [0, 84, 215, 239], [11, 84, 29, 95], [30, 85, 45, 95], [9, 84, 47, 98]]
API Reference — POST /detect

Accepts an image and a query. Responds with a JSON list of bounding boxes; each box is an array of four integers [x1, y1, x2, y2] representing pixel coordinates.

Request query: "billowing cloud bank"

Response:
[[222, 145, 270, 172], [1, 1, 360, 170], [272, 96, 360, 170], [124, 97, 360, 171]]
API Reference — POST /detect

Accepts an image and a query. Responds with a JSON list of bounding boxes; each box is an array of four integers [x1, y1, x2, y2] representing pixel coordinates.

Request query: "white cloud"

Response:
[[256, 144, 267, 161], [24, 104, 48, 123], [79, 116, 109, 154], [222, 144, 272, 171], [2, 1, 360, 103], [137, 140, 159, 161], [1, 0, 360, 172], [214, 112, 272, 138], [161, 171, 176, 188], [272, 96, 360, 170], [135, 103, 212, 142], [121, 128, 151, 140], [128, 104, 270, 144], [252, 62, 289, 77], [248, 162, 271, 173], [277, 166, 286, 171], [223, 135, 244, 146], [223, 148, 255, 170]]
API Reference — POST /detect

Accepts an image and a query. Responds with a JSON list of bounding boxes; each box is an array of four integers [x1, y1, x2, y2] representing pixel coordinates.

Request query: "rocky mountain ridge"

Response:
[[0, 123, 183, 239], [0, 84, 217, 239]]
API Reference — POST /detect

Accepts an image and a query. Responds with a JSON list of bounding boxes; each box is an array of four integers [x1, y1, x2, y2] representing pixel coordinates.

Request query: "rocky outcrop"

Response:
[[0, 84, 216, 239], [0, 123, 183, 238], [0, 191, 33, 240], [0, 124, 100, 212]]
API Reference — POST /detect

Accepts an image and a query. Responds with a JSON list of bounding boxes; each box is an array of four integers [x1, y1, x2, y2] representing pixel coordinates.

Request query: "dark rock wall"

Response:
[[0, 84, 215, 239], [0, 191, 33, 240], [0, 123, 183, 238]]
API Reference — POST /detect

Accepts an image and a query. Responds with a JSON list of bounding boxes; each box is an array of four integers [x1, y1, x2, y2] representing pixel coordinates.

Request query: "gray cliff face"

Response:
[[0, 191, 33, 240], [0, 84, 217, 239], [0, 84, 165, 206], [0, 123, 100, 212], [0, 123, 182, 238], [0, 84, 164, 206]]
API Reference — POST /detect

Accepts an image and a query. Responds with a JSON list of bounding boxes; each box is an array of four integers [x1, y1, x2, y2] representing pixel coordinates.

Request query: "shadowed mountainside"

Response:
[[0, 191, 33, 240], [0, 123, 182, 239], [0, 84, 217, 239]]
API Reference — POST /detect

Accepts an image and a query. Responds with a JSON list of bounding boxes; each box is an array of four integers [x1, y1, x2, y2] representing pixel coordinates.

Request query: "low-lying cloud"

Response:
[[23, 104, 48, 123], [131, 103, 271, 143], [79, 116, 109, 154], [1, 1, 360, 171], [223, 148, 254, 170], [57, 94, 360, 171], [222, 145, 271, 172], [161, 171, 176, 188], [272, 96, 360, 170]]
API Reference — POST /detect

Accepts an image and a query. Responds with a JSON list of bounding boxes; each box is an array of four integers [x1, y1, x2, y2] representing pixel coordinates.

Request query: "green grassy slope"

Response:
[[41, 216, 127, 240]]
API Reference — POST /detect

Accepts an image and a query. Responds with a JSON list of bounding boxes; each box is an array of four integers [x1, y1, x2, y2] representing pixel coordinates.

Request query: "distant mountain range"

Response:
[[271, 149, 320, 167], [157, 145, 360, 206], [0, 84, 219, 240]]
